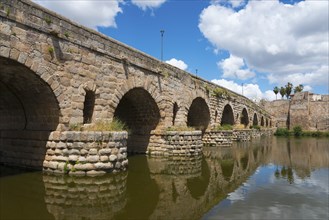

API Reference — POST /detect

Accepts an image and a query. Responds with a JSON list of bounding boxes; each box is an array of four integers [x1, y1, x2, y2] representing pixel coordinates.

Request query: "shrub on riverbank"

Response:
[[274, 126, 329, 137]]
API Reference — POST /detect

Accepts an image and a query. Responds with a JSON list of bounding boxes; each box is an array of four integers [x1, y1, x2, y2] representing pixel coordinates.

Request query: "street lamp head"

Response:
[[160, 30, 165, 36]]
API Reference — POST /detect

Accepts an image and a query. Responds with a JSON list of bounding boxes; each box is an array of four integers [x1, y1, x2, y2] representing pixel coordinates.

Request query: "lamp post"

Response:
[[160, 30, 164, 61]]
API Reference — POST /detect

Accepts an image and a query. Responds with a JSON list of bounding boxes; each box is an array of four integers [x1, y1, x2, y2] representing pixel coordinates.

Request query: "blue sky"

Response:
[[33, 0, 329, 101]]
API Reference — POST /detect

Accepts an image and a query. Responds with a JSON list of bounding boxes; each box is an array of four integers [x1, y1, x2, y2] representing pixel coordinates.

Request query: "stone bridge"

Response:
[[0, 0, 272, 174]]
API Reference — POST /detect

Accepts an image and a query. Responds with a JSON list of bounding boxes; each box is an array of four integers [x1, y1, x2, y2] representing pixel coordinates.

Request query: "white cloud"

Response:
[[33, 0, 123, 29], [211, 79, 276, 101], [199, 0, 329, 88], [219, 54, 255, 80], [131, 0, 166, 11], [166, 58, 188, 71], [211, 0, 245, 8]]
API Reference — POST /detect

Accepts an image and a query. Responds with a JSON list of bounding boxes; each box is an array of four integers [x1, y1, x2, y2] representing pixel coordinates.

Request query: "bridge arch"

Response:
[[253, 113, 259, 126], [261, 116, 265, 127], [0, 56, 60, 168], [187, 97, 210, 132], [221, 104, 234, 126], [240, 108, 249, 128], [114, 87, 161, 153]]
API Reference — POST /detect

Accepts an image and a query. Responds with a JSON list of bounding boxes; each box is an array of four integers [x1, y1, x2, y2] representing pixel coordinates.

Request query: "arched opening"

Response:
[[266, 118, 269, 127], [221, 104, 234, 126], [172, 102, 179, 126], [187, 157, 210, 199], [253, 113, 258, 126], [114, 88, 160, 154], [240, 108, 249, 128], [261, 116, 265, 127], [83, 90, 95, 124], [187, 97, 210, 133], [214, 110, 218, 123], [0, 57, 59, 169]]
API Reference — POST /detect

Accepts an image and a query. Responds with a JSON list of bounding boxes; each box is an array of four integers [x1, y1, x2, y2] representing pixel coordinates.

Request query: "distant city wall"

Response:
[[264, 92, 329, 131]]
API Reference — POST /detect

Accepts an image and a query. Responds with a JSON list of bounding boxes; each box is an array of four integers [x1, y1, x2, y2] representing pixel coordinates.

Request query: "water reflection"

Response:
[[0, 137, 328, 220], [43, 173, 127, 220], [204, 137, 329, 220]]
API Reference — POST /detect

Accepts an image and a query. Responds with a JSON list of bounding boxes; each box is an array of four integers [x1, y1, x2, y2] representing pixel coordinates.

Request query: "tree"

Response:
[[294, 84, 304, 93], [273, 86, 279, 100], [285, 82, 293, 99], [279, 86, 286, 99]]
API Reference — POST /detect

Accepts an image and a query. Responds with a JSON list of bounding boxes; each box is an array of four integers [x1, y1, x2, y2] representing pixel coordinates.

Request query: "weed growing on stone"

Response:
[[48, 47, 54, 54], [214, 124, 233, 131], [64, 32, 69, 38], [6, 8, 10, 16], [44, 16, 52, 25], [84, 118, 128, 132]]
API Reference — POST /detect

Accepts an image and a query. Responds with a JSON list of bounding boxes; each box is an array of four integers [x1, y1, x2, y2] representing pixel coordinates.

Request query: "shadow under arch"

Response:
[[187, 97, 210, 133], [114, 87, 160, 154], [240, 108, 249, 128], [221, 104, 234, 125], [186, 156, 210, 200], [253, 113, 259, 126], [0, 57, 59, 169], [261, 116, 265, 127]]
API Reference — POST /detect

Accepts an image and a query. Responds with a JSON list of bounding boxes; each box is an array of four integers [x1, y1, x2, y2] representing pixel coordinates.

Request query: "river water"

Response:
[[0, 137, 328, 220]]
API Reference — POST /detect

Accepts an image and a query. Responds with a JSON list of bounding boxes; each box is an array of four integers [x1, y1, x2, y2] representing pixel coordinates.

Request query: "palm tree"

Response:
[[294, 84, 304, 93], [273, 86, 279, 100], [280, 86, 286, 99], [285, 82, 293, 99]]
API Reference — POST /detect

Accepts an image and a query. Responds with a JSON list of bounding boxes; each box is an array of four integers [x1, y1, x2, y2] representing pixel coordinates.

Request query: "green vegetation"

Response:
[[44, 16, 52, 25], [69, 118, 128, 132], [212, 87, 228, 98], [279, 86, 286, 99], [293, 125, 302, 137], [274, 83, 304, 99], [48, 47, 54, 54], [214, 124, 233, 131], [64, 32, 70, 38], [84, 118, 128, 131], [250, 125, 261, 130], [6, 8, 10, 16], [274, 126, 329, 137], [69, 123, 83, 131], [274, 128, 290, 136], [273, 86, 279, 100], [294, 84, 304, 93], [166, 126, 195, 131]]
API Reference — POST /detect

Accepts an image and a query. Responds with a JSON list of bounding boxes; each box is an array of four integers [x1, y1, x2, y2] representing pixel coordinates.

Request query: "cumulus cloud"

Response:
[[211, 79, 276, 101], [199, 0, 329, 87], [131, 0, 166, 10], [33, 0, 123, 29], [212, 0, 246, 8], [166, 58, 188, 71], [219, 54, 255, 80]]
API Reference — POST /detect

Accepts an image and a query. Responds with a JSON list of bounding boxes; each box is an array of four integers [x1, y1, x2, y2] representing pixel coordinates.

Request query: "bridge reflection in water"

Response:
[[0, 137, 328, 220]]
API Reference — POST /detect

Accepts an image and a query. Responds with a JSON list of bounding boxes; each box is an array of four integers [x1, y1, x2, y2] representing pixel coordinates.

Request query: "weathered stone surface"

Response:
[[264, 92, 328, 131], [0, 0, 273, 174]]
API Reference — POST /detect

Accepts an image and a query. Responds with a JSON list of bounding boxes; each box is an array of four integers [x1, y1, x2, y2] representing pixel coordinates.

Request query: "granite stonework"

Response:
[[0, 0, 273, 173], [148, 130, 203, 157], [264, 92, 329, 131], [43, 131, 128, 176]]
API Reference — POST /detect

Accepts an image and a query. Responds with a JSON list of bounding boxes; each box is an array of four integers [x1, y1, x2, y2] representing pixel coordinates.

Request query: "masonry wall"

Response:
[[265, 92, 329, 131], [0, 0, 272, 171]]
